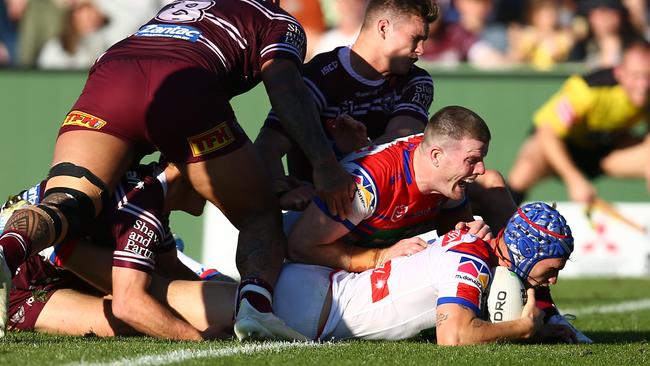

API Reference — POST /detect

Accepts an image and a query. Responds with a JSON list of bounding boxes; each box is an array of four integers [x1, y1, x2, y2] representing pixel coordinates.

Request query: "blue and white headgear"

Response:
[[503, 202, 574, 280]]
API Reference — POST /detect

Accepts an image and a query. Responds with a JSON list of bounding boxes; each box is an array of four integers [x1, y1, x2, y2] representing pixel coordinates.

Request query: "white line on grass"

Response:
[[560, 298, 650, 316], [67, 341, 328, 366]]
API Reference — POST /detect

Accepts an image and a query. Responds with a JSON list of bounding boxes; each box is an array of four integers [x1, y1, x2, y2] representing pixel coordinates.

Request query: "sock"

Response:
[[238, 277, 273, 313], [0, 230, 32, 274]]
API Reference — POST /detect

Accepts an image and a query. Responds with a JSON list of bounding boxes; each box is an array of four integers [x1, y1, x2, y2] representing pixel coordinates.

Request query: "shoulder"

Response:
[[582, 68, 616, 87]]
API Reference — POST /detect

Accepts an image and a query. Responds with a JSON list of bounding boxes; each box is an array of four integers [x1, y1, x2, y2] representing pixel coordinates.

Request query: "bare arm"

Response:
[[537, 125, 595, 203], [261, 58, 356, 218], [253, 127, 292, 190], [288, 203, 426, 271], [111, 267, 204, 340], [372, 116, 425, 145], [155, 249, 200, 281], [436, 289, 543, 345]]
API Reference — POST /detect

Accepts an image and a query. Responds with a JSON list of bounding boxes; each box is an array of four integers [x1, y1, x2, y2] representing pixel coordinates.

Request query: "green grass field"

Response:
[[1, 278, 649, 365]]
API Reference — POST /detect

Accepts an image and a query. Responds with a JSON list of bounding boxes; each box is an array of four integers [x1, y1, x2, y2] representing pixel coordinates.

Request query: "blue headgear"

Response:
[[503, 202, 574, 280]]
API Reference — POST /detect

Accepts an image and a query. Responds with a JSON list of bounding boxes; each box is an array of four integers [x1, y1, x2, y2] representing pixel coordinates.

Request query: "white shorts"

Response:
[[273, 263, 334, 340]]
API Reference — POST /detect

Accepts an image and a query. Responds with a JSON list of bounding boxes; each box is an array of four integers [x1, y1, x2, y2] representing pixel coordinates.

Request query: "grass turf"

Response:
[[1, 278, 649, 366]]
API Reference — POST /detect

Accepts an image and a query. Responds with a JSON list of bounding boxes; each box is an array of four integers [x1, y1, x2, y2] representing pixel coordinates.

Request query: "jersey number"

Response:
[[370, 261, 392, 303], [156, 1, 215, 23]]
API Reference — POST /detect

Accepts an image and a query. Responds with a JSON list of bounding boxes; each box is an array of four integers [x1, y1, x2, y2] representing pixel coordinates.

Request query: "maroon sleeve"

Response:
[[258, 16, 307, 68]]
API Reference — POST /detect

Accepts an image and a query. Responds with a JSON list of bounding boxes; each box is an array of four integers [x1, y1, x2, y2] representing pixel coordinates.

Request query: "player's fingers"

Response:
[[454, 221, 467, 230], [524, 288, 536, 310]]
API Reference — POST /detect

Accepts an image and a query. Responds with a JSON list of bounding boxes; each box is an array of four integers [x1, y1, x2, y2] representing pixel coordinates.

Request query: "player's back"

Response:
[[101, 0, 306, 97], [324, 230, 492, 340]]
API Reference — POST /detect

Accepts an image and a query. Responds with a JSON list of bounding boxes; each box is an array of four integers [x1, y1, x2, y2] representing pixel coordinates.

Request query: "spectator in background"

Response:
[[421, 0, 509, 68], [16, 0, 70, 68], [313, 0, 367, 56], [508, 0, 575, 70], [622, 0, 649, 38], [36, 0, 108, 70], [282, 0, 326, 60], [569, 0, 642, 69], [1, 0, 24, 66]]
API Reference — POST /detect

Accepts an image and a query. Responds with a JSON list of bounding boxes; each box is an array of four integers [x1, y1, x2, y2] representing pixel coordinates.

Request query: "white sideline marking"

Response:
[[67, 341, 326, 366], [561, 298, 650, 317]]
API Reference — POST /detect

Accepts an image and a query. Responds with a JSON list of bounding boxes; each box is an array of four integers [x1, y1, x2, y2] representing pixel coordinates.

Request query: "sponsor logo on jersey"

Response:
[[456, 256, 490, 289], [352, 168, 376, 210], [9, 305, 25, 326], [188, 122, 235, 157], [135, 24, 202, 42], [20, 184, 41, 205], [370, 261, 392, 303], [391, 204, 408, 222], [441, 230, 462, 246], [61, 111, 107, 130]]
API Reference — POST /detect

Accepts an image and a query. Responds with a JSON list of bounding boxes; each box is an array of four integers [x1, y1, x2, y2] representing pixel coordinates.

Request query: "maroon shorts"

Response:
[[8, 256, 98, 331], [59, 57, 249, 163]]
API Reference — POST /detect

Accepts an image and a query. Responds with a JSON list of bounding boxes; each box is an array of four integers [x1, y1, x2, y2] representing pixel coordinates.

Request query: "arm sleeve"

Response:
[[533, 75, 593, 137]]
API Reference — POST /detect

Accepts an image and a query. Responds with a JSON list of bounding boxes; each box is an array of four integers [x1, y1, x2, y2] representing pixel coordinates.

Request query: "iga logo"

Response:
[[135, 24, 202, 42], [62, 111, 107, 130], [188, 122, 235, 157]]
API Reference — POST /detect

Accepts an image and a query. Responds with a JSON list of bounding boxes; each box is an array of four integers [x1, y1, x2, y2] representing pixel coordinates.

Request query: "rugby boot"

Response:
[[234, 298, 309, 341], [548, 314, 593, 344]]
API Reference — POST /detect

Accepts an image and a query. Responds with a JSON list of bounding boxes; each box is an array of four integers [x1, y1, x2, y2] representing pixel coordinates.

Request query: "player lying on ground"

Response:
[[1, 161, 303, 340], [6, 202, 585, 345]]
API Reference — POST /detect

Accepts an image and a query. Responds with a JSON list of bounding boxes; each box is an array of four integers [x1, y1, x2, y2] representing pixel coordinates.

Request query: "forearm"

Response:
[[253, 128, 291, 183], [263, 63, 337, 167], [538, 127, 584, 182], [438, 316, 530, 345], [290, 239, 380, 272], [113, 291, 203, 341]]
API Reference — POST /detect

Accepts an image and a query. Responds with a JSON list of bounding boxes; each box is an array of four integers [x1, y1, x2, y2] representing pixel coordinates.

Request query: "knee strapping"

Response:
[[42, 162, 109, 243]]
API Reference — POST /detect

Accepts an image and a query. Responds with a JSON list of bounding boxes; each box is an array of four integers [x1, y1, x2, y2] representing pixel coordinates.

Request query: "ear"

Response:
[[377, 18, 390, 40], [429, 145, 443, 168]]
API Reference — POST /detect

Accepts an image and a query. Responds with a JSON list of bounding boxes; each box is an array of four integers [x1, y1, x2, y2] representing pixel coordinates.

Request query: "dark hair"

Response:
[[424, 105, 491, 144], [364, 0, 439, 26]]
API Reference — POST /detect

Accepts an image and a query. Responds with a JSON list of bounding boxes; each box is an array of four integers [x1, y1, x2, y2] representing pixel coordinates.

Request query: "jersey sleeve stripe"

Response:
[[393, 104, 428, 117], [313, 197, 359, 231], [260, 44, 302, 61], [240, 0, 302, 26], [437, 297, 481, 316]]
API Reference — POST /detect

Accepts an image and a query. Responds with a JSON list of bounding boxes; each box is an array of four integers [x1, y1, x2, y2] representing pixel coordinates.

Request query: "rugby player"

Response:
[[5, 202, 581, 345], [0, 0, 356, 340]]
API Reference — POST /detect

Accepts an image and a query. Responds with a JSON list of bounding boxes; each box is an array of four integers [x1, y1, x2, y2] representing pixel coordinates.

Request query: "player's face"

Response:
[[526, 257, 566, 288], [384, 14, 428, 75], [616, 48, 650, 107], [439, 137, 488, 200]]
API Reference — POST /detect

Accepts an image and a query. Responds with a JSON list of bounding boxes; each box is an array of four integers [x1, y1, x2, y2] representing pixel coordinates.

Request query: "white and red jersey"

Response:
[[274, 230, 494, 341], [101, 0, 306, 98], [314, 134, 463, 248]]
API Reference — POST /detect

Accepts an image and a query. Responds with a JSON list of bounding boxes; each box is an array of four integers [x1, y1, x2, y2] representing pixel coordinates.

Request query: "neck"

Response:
[[412, 144, 437, 194], [350, 35, 388, 79]]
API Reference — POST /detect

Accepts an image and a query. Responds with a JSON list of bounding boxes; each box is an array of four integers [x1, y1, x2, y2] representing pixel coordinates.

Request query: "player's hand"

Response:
[[326, 114, 370, 155], [566, 175, 596, 204], [313, 160, 356, 220], [279, 182, 316, 211], [376, 237, 427, 266], [520, 288, 545, 339], [455, 220, 493, 241]]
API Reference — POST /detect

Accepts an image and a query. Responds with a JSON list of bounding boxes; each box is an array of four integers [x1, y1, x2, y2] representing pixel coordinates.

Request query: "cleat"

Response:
[[548, 314, 593, 344], [0, 248, 11, 337], [234, 299, 309, 341]]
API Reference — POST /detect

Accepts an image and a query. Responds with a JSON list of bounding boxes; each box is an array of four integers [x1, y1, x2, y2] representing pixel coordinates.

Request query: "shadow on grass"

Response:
[[587, 331, 650, 344]]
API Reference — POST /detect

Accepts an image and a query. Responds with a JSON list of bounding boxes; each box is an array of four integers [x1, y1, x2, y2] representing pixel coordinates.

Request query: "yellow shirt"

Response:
[[533, 69, 648, 147]]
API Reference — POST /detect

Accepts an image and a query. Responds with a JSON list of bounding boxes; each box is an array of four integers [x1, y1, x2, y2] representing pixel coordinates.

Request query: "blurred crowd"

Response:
[[0, 0, 649, 71]]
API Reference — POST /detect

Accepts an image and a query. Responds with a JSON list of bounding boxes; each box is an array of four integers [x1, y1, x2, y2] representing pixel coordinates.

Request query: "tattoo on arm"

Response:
[[436, 313, 449, 327]]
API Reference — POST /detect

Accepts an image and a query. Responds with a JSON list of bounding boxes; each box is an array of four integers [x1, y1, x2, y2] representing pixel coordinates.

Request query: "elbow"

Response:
[[111, 293, 140, 326], [287, 239, 308, 263]]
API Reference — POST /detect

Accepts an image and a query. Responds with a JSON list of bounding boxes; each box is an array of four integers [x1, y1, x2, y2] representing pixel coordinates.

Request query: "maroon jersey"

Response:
[[102, 0, 307, 98], [16, 163, 176, 274], [262, 46, 434, 181]]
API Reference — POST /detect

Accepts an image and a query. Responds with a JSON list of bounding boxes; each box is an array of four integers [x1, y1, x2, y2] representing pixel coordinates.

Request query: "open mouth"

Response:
[[458, 177, 476, 189]]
